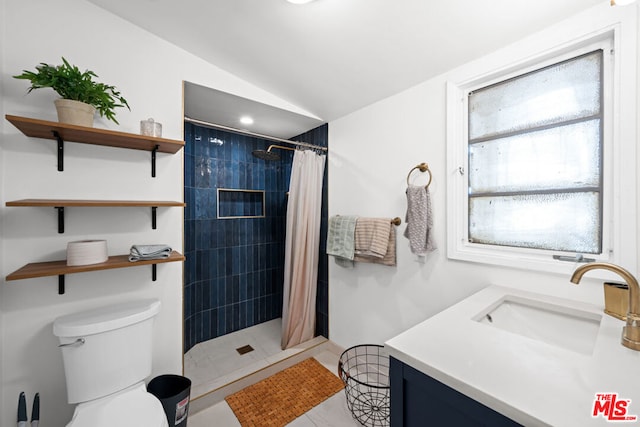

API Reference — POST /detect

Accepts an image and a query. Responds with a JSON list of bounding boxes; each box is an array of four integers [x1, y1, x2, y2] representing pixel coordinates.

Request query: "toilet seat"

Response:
[[66, 382, 168, 427]]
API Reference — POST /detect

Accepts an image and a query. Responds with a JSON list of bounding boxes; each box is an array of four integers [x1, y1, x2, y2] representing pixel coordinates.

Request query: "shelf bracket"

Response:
[[151, 144, 159, 177], [52, 131, 64, 171], [59, 275, 65, 295], [152, 264, 157, 281], [56, 207, 64, 233], [152, 206, 157, 229]]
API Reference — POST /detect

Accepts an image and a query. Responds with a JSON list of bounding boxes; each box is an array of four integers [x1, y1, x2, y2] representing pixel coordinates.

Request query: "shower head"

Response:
[[252, 148, 281, 161], [252, 144, 295, 161]]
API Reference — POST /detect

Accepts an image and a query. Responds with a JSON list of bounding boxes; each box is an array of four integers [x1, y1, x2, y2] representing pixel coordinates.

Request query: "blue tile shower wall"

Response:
[[183, 122, 329, 353]]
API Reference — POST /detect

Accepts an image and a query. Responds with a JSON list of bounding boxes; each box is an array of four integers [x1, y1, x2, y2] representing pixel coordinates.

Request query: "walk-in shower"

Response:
[[183, 118, 329, 399]]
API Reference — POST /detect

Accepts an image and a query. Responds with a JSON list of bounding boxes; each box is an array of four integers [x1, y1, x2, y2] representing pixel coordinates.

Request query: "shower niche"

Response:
[[217, 189, 265, 219]]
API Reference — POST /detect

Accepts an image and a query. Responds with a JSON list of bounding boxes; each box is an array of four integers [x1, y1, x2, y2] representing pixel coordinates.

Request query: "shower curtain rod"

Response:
[[184, 117, 328, 152]]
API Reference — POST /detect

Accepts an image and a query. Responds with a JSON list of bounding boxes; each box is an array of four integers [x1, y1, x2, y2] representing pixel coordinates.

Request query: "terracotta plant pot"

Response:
[[54, 99, 96, 127]]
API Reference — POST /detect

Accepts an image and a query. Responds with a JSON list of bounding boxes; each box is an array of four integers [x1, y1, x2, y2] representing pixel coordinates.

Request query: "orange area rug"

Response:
[[225, 357, 345, 426]]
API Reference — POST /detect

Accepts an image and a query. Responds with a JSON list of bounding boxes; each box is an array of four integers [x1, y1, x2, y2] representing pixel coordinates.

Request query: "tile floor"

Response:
[[189, 350, 362, 427], [185, 319, 364, 426], [185, 318, 325, 398]]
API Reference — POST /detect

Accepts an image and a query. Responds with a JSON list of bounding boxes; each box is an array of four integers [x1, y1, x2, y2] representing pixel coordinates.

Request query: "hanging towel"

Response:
[[355, 218, 391, 258], [354, 225, 397, 266], [354, 218, 391, 259], [327, 215, 357, 267], [404, 185, 436, 256], [129, 244, 172, 262], [335, 256, 355, 268]]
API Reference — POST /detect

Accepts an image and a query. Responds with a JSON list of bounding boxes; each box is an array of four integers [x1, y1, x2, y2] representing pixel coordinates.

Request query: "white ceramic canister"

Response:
[[140, 118, 162, 137], [66, 240, 108, 266]]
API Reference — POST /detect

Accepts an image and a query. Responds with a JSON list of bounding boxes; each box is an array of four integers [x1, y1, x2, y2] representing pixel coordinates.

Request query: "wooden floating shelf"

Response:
[[6, 114, 184, 176], [6, 251, 186, 295], [6, 199, 186, 207], [5, 114, 184, 154], [6, 199, 186, 233], [6, 251, 185, 281]]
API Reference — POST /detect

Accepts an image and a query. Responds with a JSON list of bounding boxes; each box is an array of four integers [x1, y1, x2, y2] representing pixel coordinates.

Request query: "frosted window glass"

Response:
[[469, 120, 601, 194], [467, 49, 603, 255], [469, 192, 600, 253], [469, 51, 602, 140]]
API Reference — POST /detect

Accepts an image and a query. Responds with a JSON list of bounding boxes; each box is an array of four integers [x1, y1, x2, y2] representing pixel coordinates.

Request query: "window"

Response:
[[467, 50, 603, 254], [446, 28, 637, 275]]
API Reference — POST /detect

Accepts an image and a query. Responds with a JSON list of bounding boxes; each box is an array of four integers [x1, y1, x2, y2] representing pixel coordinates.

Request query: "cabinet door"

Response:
[[390, 357, 522, 426]]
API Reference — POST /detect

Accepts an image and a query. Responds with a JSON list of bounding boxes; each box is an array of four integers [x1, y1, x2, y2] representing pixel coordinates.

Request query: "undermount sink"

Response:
[[475, 295, 603, 355]]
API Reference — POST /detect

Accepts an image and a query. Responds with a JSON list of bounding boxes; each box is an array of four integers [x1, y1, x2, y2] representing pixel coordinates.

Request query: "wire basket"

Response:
[[338, 344, 390, 427]]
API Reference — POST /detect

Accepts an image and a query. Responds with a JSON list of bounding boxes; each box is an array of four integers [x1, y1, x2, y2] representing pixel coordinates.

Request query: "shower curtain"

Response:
[[281, 149, 326, 349]]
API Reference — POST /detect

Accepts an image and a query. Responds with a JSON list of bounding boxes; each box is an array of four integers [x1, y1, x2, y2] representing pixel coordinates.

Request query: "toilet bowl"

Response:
[[65, 383, 167, 427], [53, 299, 168, 427]]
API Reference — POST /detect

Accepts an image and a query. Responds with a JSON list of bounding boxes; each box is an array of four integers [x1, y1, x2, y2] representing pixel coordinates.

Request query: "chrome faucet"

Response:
[[570, 262, 640, 351]]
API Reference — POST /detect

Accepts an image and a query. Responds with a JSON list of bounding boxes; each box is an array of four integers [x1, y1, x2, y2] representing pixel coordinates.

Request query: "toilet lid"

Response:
[[66, 383, 168, 427]]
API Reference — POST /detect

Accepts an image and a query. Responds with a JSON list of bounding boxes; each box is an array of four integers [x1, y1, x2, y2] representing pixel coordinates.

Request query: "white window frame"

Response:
[[446, 23, 637, 276]]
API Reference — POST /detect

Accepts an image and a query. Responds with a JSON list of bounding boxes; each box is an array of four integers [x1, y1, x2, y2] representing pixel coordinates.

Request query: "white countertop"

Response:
[[385, 285, 640, 426]]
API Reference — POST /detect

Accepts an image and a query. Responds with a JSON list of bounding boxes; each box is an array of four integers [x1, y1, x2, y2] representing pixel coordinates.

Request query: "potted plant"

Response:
[[13, 57, 130, 126]]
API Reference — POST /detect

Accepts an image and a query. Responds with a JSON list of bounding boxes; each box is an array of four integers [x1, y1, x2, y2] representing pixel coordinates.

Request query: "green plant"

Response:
[[14, 57, 130, 124]]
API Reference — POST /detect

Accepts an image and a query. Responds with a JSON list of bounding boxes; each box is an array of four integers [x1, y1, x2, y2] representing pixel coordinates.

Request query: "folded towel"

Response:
[[354, 225, 397, 266], [129, 244, 172, 262], [335, 257, 355, 268], [404, 185, 436, 256], [354, 218, 391, 259], [327, 216, 357, 262]]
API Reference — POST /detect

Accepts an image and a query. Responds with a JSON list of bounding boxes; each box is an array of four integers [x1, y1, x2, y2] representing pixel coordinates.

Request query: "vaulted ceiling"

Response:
[[87, 0, 603, 130]]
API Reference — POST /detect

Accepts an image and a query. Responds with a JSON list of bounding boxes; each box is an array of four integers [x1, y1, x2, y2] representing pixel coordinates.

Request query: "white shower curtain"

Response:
[[281, 149, 326, 349]]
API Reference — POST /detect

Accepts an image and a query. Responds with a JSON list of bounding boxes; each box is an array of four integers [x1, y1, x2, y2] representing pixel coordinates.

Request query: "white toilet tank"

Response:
[[53, 299, 161, 404]]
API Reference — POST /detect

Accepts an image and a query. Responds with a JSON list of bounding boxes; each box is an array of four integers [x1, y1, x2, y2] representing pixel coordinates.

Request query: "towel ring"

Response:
[[406, 163, 432, 189]]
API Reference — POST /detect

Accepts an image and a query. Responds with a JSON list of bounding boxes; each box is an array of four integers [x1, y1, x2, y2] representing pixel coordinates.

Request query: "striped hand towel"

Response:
[[354, 218, 391, 259], [354, 225, 397, 266]]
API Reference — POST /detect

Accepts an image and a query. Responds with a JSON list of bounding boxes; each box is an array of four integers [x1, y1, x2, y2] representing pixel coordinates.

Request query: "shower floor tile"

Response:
[[185, 318, 324, 398]]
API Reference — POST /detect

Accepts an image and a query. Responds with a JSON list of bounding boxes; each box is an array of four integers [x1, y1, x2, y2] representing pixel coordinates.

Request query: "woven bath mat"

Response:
[[225, 357, 345, 426]]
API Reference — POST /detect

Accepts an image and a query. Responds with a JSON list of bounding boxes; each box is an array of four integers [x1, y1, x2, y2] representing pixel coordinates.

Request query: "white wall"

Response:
[[328, 3, 639, 349], [0, 0, 316, 425], [0, 0, 6, 417]]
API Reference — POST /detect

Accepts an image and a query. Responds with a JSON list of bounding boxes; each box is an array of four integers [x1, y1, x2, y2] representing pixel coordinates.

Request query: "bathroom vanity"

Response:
[[389, 356, 521, 426], [385, 285, 640, 426]]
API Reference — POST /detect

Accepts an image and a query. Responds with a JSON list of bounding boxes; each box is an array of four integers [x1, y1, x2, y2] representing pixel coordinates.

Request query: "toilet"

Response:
[[53, 299, 168, 427]]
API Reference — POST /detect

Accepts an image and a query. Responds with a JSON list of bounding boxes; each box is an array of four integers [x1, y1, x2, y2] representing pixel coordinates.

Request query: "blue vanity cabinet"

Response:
[[390, 357, 523, 426]]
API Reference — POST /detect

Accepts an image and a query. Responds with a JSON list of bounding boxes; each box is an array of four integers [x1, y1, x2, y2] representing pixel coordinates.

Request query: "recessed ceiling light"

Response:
[[240, 116, 254, 125], [286, 0, 316, 4]]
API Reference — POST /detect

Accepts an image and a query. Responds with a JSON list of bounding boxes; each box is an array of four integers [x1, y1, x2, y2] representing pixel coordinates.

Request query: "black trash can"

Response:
[[148, 375, 192, 427]]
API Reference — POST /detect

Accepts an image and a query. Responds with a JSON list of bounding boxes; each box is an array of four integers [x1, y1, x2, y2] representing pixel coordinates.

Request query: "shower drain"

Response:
[[236, 344, 255, 355]]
